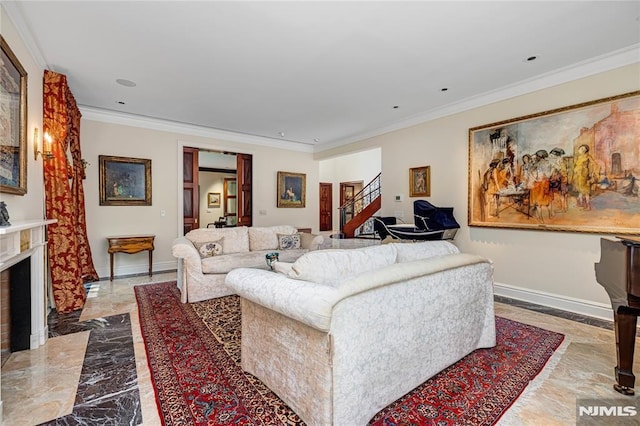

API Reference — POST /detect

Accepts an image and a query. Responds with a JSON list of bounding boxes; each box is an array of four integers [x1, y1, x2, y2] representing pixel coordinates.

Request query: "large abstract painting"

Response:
[[468, 91, 640, 234]]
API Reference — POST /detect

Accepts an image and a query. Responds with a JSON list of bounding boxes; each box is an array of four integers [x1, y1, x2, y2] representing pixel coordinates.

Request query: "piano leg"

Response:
[[614, 307, 639, 395]]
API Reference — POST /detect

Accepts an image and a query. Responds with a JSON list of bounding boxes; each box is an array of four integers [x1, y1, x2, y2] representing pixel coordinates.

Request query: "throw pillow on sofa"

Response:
[[278, 233, 301, 250], [248, 225, 298, 250], [193, 238, 224, 258]]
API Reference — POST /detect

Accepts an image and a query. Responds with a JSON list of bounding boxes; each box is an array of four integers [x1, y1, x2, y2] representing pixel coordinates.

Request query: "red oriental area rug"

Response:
[[135, 281, 564, 425]]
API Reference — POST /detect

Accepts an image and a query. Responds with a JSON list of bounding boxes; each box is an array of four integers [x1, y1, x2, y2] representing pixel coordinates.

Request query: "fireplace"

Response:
[[1, 258, 32, 366], [0, 219, 56, 420]]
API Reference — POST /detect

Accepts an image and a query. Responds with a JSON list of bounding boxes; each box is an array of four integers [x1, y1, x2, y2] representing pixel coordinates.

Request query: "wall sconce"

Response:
[[34, 128, 54, 160]]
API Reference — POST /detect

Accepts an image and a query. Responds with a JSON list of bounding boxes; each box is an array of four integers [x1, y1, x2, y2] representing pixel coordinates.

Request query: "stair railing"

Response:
[[339, 172, 381, 235]]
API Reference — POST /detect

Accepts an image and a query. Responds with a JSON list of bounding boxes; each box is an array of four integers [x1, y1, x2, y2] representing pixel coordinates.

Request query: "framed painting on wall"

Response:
[[99, 155, 152, 206], [277, 171, 306, 208], [0, 35, 28, 195], [207, 192, 221, 208], [468, 91, 640, 234], [409, 166, 430, 197]]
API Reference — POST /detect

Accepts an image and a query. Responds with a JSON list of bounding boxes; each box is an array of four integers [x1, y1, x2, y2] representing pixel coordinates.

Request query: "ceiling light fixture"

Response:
[[441, 88, 448, 92], [278, 132, 285, 137], [393, 105, 399, 109], [116, 101, 126, 105], [526, 56, 537, 62], [313, 138, 319, 143], [116, 78, 137, 87]]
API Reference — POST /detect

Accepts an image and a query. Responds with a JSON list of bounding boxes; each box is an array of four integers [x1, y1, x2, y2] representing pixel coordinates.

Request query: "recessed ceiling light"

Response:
[[278, 132, 285, 137], [313, 138, 319, 143], [441, 88, 448, 92], [116, 78, 137, 87], [116, 101, 126, 105], [526, 56, 537, 62], [393, 105, 399, 109]]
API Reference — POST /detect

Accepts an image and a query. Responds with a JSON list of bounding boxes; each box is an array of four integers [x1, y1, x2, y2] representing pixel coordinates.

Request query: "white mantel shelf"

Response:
[[0, 219, 57, 234], [0, 218, 56, 422], [0, 219, 56, 270]]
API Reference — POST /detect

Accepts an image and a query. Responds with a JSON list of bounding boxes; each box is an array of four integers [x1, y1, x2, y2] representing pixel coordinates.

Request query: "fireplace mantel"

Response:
[[0, 219, 56, 421]]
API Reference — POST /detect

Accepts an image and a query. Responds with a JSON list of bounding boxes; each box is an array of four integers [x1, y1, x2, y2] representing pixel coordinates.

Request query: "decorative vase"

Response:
[[265, 252, 279, 270]]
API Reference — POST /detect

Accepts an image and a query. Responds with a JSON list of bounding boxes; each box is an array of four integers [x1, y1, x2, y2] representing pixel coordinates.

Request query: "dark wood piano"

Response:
[[595, 236, 640, 396]]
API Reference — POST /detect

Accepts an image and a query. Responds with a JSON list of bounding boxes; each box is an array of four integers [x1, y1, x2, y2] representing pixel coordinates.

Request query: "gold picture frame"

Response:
[[207, 192, 221, 208], [99, 155, 152, 206], [277, 171, 306, 208], [468, 91, 640, 234], [0, 35, 28, 195], [409, 166, 430, 197]]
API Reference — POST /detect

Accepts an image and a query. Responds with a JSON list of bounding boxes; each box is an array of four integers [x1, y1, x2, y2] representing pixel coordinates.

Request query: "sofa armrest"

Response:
[[225, 268, 339, 332], [300, 232, 324, 251], [171, 236, 203, 274]]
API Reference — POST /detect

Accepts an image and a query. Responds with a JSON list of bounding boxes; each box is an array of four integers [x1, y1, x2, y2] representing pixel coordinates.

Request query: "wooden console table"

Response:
[[107, 234, 155, 281]]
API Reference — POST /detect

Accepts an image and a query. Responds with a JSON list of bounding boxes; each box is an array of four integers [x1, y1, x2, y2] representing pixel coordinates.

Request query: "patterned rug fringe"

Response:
[[495, 336, 571, 425]]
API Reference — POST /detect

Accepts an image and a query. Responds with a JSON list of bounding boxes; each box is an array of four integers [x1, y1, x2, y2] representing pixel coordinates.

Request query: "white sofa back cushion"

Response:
[[248, 225, 297, 251], [288, 244, 397, 287], [394, 241, 459, 263], [185, 226, 250, 254]]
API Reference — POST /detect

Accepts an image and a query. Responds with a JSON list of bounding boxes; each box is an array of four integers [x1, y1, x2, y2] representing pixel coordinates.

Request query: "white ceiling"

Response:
[[5, 1, 640, 151]]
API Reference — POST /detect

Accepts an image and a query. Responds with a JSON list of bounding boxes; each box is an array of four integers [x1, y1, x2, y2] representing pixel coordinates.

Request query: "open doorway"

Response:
[[339, 181, 364, 222], [182, 147, 252, 235], [199, 150, 237, 228]]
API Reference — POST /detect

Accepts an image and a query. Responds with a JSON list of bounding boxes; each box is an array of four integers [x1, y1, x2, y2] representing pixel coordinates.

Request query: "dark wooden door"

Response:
[[183, 147, 199, 234], [319, 182, 332, 231], [236, 153, 253, 226]]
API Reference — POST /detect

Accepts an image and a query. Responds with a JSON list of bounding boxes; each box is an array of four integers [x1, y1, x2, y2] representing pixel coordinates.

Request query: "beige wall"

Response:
[[0, 7, 44, 221], [80, 120, 319, 278], [317, 64, 640, 317]]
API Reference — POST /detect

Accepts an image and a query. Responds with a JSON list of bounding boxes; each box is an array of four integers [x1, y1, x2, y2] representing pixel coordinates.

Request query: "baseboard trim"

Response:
[[95, 261, 177, 281], [493, 282, 614, 322]]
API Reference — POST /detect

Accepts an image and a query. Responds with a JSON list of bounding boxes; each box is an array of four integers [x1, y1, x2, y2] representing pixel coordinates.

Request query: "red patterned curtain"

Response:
[[43, 70, 98, 313]]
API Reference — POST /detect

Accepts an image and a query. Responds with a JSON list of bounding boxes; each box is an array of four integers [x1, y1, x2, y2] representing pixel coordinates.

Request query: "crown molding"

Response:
[[317, 43, 640, 153], [5, 1, 637, 155], [79, 106, 315, 153], [2, 1, 48, 69]]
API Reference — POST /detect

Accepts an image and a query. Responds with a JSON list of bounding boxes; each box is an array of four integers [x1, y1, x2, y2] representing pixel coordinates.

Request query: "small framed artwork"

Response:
[[409, 166, 430, 197], [0, 35, 28, 195], [99, 155, 152, 206], [207, 192, 221, 208], [277, 171, 306, 208]]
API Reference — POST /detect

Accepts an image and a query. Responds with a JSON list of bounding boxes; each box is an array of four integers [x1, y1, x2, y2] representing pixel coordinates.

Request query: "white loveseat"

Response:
[[225, 241, 496, 426], [171, 225, 323, 303]]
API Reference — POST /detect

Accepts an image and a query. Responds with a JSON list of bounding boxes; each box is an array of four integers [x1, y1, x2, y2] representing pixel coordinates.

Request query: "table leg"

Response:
[[149, 249, 153, 278], [110, 253, 114, 281]]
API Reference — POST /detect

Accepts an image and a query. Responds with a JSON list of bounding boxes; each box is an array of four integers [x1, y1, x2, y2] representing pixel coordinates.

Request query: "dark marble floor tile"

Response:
[[40, 312, 141, 425], [495, 295, 640, 336]]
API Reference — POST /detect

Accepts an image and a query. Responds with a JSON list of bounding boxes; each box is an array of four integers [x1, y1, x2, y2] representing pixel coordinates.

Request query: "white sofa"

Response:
[[225, 241, 496, 426], [171, 225, 323, 303]]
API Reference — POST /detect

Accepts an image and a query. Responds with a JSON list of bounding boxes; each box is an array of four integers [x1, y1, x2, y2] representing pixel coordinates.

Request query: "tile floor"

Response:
[[1, 237, 639, 425]]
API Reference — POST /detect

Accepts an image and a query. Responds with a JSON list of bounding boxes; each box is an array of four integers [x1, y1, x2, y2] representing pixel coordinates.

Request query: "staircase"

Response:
[[339, 173, 381, 238]]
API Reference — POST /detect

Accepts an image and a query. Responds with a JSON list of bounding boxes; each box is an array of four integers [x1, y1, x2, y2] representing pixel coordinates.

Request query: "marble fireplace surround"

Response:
[[0, 219, 56, 421]]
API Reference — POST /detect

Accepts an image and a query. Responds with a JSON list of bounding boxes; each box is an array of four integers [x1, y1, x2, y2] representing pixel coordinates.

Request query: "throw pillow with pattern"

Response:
[[277, 233, 301, 250], [194, 238, 224, 258]]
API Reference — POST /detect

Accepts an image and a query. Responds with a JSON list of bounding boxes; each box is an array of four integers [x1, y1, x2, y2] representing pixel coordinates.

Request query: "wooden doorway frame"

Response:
[[178, 142, 252, 236]]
